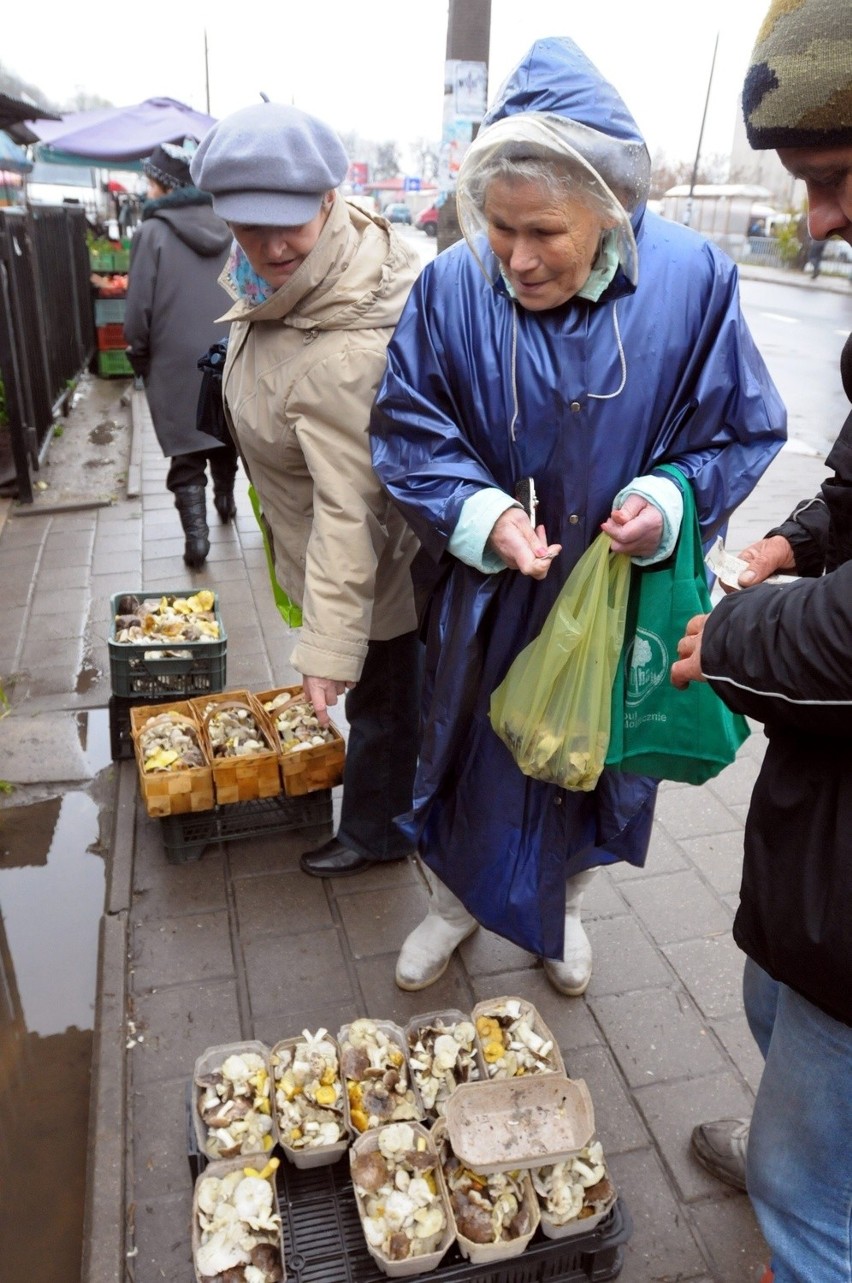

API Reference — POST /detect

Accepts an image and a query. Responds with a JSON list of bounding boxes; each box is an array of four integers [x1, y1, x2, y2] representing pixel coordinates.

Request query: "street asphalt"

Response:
[[0, 258, 842, 1283]]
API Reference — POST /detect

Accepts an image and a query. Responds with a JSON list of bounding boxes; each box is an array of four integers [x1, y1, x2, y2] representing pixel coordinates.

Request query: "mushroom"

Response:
[[341, 1044, 371, 1080], [351, 1150, 391, 1195]]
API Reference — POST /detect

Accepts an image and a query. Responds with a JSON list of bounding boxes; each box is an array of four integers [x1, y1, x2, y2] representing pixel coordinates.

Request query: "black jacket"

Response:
[[701, 381, 852, 1026]]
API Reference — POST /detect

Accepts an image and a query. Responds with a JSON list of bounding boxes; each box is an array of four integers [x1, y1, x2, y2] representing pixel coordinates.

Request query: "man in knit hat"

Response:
[[673, 3, 852, 1279]]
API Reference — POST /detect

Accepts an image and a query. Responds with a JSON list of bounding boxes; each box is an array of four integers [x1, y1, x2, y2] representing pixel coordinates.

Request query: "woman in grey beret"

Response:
[[190, 101, 422, 878]]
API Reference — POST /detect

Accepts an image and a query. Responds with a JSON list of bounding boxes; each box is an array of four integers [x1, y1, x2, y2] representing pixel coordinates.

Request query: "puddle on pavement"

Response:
[[0, 789, 105, 1279], [89, 419, 116, 445], [75, 648, 104, 696]]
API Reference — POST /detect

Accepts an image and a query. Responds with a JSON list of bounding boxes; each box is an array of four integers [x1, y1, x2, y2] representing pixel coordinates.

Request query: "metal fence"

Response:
[[0, 205, 95, 503]]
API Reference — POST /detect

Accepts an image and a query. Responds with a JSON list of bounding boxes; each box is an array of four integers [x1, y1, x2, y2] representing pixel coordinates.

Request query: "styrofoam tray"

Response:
[[443, 1074, 595, 1173]]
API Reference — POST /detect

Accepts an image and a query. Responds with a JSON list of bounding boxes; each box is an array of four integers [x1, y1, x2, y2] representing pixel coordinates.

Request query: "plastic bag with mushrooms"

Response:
[[340, 1019, 421, 1133]]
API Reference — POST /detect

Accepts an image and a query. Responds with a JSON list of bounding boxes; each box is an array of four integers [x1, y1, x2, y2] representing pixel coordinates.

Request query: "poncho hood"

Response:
[[457, 37, 651, 291]]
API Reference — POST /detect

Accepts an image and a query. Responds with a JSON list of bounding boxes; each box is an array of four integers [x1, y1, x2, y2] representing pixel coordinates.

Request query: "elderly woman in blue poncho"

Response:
[[369, 37, 787, 997]]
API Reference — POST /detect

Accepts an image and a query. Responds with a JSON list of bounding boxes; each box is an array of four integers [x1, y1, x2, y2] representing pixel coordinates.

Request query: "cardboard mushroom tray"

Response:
[[187, 1100, 631, 1283]]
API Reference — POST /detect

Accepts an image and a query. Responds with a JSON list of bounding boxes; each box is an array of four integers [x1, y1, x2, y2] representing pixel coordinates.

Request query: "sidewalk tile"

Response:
[[590, 988, 726, 1085], [131, 910, 235, 989], [618, 869, 733, 945]]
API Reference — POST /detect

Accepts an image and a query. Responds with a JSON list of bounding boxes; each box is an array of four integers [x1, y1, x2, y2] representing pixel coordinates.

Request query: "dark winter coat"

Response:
[[703, 371, 852, 1028], [703, 563, 852, 1028], [124, 187, 231, 457], [370, 37, 787, 959]]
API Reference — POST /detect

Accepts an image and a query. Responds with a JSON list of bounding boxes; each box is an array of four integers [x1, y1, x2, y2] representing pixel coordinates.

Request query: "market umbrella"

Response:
[[29, 97, 217, 165]]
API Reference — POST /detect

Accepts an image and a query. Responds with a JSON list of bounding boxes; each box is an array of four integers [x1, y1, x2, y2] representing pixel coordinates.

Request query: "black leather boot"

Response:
[[213, 486, 237, 523], [174, 485, 210, 568]]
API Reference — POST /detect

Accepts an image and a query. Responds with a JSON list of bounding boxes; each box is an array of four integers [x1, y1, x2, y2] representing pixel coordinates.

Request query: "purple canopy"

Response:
[[30, 97, 217, 163]]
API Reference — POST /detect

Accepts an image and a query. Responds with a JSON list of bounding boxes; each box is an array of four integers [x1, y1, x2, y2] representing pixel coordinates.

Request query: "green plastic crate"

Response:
[[97, 349, 133, 378], [89, 248, 115, 271], [108, 587, 227, 698]]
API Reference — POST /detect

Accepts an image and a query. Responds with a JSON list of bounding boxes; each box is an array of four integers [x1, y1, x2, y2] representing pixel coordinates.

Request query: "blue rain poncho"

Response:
[[370, 37, 786, 959]]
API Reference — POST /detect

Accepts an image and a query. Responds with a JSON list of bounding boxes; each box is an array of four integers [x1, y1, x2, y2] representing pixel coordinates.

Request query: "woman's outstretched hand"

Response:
[[489, 509, 562, 579]]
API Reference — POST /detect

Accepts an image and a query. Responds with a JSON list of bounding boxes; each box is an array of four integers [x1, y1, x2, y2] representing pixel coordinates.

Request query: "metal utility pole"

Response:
[[683, 31, 719, 228], [438, 0, 492, 252]]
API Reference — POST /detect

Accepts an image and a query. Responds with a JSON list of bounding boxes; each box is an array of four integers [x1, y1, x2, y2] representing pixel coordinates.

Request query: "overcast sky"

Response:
[[5, 0, 773, 167]]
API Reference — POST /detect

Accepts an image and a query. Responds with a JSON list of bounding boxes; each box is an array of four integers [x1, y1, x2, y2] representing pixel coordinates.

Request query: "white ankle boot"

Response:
[[543, 869, 597, 996], [395, 866, 478, 991]]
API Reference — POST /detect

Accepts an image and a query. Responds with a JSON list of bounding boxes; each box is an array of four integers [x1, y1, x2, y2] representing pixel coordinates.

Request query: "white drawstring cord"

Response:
[[588, 300, 627, 400], [509, 305, 520, 442]]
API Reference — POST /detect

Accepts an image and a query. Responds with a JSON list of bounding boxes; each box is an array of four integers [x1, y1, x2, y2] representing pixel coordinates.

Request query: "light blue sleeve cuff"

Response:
[[448, 488, 519, 573], [612, 475, 684, 565]]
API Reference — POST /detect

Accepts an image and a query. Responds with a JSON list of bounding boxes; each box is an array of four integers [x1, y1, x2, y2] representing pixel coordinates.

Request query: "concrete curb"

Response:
[[81, 910, 128, 1283], [127, 387, 147, 499], [82, 760, 136, 1283]]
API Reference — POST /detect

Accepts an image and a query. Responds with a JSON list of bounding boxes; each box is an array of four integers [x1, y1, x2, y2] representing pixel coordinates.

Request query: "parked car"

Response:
[[415, 204, 439, 237], [383, 202, 412, 224]]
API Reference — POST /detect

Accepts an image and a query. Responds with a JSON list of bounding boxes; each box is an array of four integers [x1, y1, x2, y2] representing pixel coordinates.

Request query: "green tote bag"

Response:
[[605, 465, 750, 784]]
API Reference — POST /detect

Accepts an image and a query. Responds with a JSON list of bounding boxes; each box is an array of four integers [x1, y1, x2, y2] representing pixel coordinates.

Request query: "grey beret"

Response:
[[189, 101, 349, 225]]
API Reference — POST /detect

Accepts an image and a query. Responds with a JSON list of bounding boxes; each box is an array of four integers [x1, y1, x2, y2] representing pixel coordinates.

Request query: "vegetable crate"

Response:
[[160, 789, 333, 864], [97, 349, 134, 378], [97, 323, 126, 350], [108, 589, 227, 698], [94, 297, 126, 325], [185, 1095, 632, 1281]]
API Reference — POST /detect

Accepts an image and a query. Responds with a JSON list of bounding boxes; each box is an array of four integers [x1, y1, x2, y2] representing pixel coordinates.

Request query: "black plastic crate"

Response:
[[109, 693, 178, 760], [186, 1086, 631, 1282], [159, 789, 333, 863], [108, 588, 227, 698]]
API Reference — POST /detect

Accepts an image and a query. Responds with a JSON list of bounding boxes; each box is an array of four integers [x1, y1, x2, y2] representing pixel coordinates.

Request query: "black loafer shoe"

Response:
[[299, 838, 376, 877]]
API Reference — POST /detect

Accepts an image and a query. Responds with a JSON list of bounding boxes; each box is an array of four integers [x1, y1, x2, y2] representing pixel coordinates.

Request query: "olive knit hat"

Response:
[[742, 0, 852, 150]]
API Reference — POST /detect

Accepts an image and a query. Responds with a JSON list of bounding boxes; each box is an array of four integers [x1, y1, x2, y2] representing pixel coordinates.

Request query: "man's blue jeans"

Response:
[[744, 957, 852, 1282], [336, 629, 422, 862]]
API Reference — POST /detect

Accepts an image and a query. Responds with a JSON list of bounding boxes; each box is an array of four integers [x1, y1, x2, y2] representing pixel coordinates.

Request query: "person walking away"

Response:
[[190, 102, 423, 878], [369, 36, 786, 996], [124, 142, 237, 569], [674, 7, 852, 1278]]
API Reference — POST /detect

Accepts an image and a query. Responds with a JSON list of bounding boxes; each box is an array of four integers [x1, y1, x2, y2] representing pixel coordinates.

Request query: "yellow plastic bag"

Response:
[[488, 534, 631, 791]]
